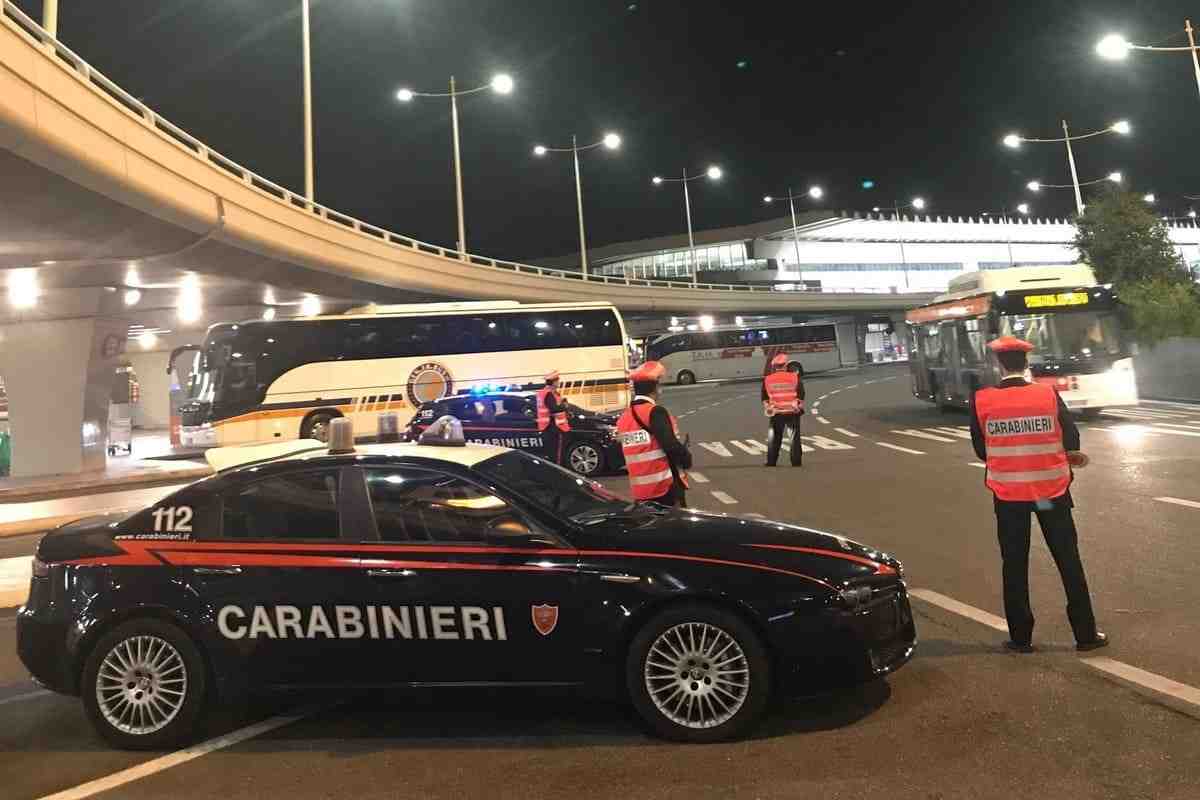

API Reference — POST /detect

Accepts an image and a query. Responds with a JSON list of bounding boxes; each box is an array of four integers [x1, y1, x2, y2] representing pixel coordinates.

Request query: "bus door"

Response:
[[947, 320, 987, 404]]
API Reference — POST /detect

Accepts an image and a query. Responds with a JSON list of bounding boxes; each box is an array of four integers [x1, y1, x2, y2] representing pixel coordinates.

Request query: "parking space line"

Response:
[[909, 589, 1007, 632], [688, 471, 710, 484], [710, 491, 738, 505], [1082, 657, 1200, 720], [834, 427, 860, 438], [37, 709, 319, 800], [1155, 496, 1200, 510], [876, 442, 925, 455]]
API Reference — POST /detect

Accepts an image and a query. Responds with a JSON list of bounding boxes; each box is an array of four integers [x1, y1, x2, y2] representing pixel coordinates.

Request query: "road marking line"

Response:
[[1092, 425, 1158, 436], [1155, 496, 1200, 510], [688, 471, 710, 484], [1150, 425, 1200, 438], [710, 491, 738, 505], [845, 384, 859, 390], [892, 429, 956, 443], [698, 442, 733, 458], [0, 689, 52, 706], [37, 710, 317, 800], [876, 442, 925, 455], [1150, 421, 1200, 431], [931, 427, 974, 440], [834, 427, 861, 438], [803, 435, 854, 451], [731, 439, 768, 455], [1081, 657, 1200, 721], [816, 394, 828, 401], [969, 462, 986, 468], [909, 589, 1008, 632], [1142, 399, 1200, 411], [815, 415, 830, 425]]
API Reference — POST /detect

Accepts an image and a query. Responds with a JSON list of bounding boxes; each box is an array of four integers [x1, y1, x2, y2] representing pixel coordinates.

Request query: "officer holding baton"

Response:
[[969, 336, 1108, 653]]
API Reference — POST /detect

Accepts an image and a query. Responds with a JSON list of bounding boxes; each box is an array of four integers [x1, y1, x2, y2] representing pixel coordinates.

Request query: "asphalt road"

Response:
[[2, 364, 1199, 798]]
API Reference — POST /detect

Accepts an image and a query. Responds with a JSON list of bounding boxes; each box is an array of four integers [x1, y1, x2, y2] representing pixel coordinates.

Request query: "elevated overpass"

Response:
[[0, 1, 933, 478], [0, 1, 932, 317]]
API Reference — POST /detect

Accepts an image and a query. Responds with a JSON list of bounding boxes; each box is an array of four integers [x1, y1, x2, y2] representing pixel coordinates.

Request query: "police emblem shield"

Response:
[[531, 604, 558, 636]]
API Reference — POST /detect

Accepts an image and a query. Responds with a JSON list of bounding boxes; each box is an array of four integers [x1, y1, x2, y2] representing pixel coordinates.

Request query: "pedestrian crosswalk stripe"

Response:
[[834, 427, 861, 438], [877, 442, 926, 455], [698, 442, 733, 458], [892, 429, 956, 443], [710, 491, 738, 505], [689, 471, 710, 484]]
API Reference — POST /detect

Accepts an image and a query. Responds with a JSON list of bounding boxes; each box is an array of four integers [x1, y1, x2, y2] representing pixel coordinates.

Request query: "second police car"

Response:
[[17, 418, 915, 749], [405, 391, 625, 477]]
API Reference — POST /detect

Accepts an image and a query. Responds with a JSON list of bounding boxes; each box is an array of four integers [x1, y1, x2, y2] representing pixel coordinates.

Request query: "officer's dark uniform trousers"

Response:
[[970, 378, 1098, 645], [766, 414, 802, 466]]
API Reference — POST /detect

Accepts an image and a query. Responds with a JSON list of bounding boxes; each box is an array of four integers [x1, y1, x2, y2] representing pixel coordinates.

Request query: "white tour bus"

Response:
[[905, 264, 1138, 415], [644, 323, 842, 385], [172, 301, 630, 446]]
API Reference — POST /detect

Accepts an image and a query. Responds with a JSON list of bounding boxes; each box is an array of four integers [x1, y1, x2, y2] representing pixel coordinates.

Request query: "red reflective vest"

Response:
[[536, 386, 570, 432], [617, 401, 687, 501], [763, 370, 802, 415], [974, 383, 1071, 502]]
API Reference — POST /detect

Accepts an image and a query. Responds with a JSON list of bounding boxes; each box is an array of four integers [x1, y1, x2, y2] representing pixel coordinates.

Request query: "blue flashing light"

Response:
[[861, 180, 876, 190]]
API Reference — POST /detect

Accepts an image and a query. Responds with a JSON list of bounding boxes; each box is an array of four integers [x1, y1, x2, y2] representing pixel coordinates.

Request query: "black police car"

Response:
[[17, 421, 915, 749], [405, 391, 624, 477]]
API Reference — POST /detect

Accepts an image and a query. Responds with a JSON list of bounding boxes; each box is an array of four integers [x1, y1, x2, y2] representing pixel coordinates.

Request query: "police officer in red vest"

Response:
[[762, 353, 805, 467], [536, 370, 571, 465], [617, 361, 692, 507], [970, 336, 1108, 653]]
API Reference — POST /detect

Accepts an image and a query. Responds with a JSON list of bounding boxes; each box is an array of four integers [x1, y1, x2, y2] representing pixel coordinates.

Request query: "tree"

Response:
[[1074, 188, 1200, 344]]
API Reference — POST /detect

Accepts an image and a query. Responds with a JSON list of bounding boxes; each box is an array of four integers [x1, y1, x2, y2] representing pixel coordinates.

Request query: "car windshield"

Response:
[[473, 449, 633, 520], [1000, 311, 1125, 362]]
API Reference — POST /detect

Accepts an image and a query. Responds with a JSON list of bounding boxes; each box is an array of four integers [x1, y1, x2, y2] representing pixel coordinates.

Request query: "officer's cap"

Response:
[[987, 336, 1035, 353], [629, 361, 665, 383], [545, 370, 560, 382], [770, 353, 789, 367]]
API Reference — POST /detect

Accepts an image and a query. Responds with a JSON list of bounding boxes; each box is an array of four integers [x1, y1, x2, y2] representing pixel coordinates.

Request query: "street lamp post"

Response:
[[301, 0, 313, 204], [884, 198, 926, 289], [396, 73, 514, 258], [1002, 120, 1131, 215], [651, 166, 723, 286], [532, 133, 622, 278], [1098, 22, 1200, 105], [763, 185, 824, 289]]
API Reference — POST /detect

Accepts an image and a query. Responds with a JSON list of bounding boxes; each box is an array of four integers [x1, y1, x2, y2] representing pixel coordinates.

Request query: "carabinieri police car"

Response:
[[405, 391, 624, 477], [17, 417, 915, 749]]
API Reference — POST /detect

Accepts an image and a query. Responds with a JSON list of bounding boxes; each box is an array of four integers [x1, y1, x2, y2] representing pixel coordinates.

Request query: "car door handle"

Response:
[[600, 573, 641, 584], [192, 566, 243, 576], [367, 568, 418, 578]]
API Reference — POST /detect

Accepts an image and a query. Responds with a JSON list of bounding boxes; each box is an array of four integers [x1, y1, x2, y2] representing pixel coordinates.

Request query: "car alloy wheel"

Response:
[[568, 443, 602, 476], [96, 634, 188, 736], [644, 622, 749, 729]]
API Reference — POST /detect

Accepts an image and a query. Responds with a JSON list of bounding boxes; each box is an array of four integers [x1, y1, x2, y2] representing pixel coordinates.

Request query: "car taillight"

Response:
[[31, 557, 50, 578]]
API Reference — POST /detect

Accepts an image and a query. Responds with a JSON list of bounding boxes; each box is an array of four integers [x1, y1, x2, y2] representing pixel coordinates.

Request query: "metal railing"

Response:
[[0, 1, 926, 299]]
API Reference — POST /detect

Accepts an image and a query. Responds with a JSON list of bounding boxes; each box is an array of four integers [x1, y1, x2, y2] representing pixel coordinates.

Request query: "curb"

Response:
[[0, 513, 97, 539]]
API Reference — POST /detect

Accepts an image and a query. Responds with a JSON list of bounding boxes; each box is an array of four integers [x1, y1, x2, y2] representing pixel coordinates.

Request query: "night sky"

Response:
[[14, 0, 1200, 261]]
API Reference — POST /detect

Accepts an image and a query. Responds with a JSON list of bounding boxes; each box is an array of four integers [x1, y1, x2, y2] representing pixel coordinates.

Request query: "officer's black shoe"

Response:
[[1076, 632, 1109, 652], [1003, 640, 1035, 653]]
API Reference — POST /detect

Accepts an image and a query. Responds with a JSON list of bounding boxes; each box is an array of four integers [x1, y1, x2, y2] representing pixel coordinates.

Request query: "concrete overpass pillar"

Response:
[[0, 290, 127, 478]]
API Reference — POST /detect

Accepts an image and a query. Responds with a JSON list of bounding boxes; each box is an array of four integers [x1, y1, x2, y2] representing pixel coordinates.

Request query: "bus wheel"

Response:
[[677, 370, 696, 386], [301, 410, 341, 443]]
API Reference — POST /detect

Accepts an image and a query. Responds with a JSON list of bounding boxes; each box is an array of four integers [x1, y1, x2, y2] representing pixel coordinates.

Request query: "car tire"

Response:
[[566, 442, 604, 476], [676, 370, 696, 386], [81, 618, 208, 751], [626, 603, 771, 743], [301, 410, 340, 443]]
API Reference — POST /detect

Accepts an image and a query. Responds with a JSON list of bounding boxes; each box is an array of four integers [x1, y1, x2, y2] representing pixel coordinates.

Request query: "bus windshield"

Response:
[[1000, 311, 1125, 362]]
